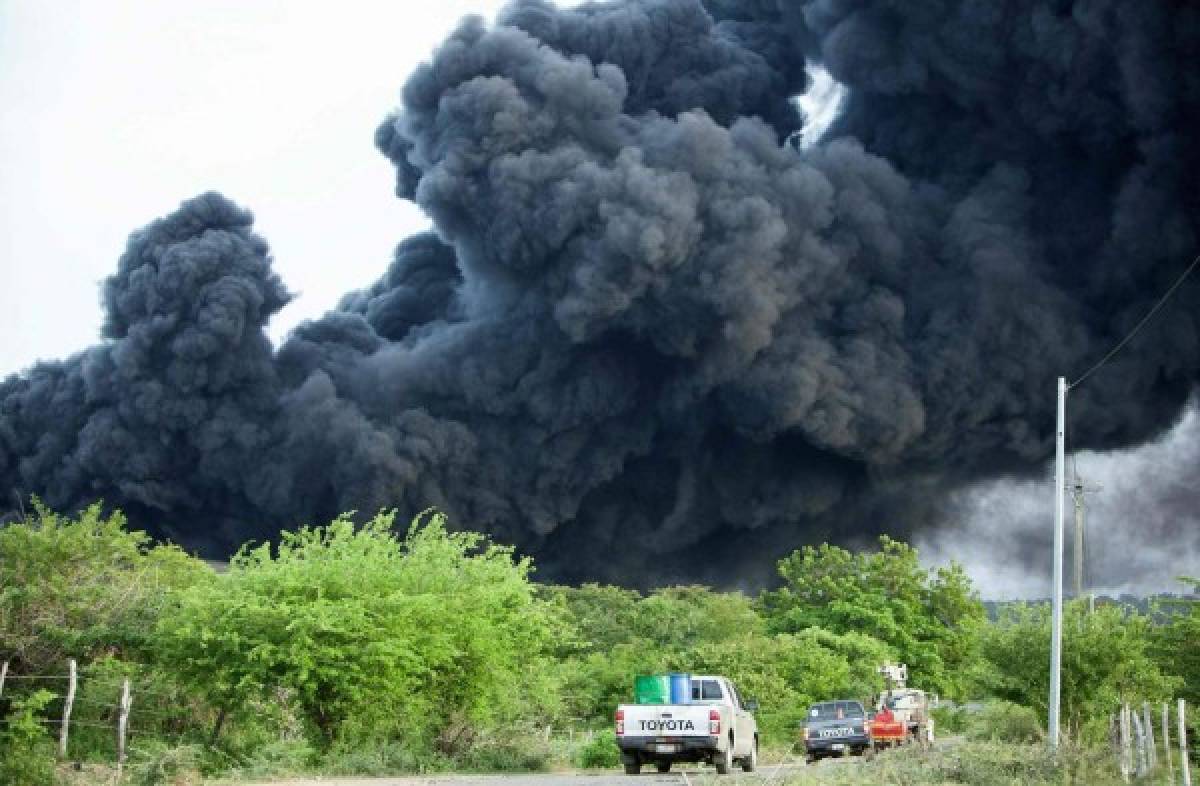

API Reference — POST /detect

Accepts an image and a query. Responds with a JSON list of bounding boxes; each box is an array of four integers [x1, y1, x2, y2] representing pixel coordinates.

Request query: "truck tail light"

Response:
[[615, 709, 624, 735], [801, 726, 809, 741], [709, 709, 721, 735]]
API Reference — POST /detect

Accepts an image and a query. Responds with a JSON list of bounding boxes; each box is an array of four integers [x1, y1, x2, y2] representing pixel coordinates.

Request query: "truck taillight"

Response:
[[801, 726, 809, 740], [615, 709, 624, 735], [709, 709, 721, 735]]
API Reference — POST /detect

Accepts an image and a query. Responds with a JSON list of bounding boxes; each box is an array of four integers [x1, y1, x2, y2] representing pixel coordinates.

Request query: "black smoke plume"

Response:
[[3, 0, 1199, 586]]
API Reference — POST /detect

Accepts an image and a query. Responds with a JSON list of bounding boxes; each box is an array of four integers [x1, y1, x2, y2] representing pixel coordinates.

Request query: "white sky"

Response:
[[0, 0, 515, 374]]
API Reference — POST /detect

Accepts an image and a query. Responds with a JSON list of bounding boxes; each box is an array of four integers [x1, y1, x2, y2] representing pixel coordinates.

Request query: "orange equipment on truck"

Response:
[[866, 705, 905, 749]]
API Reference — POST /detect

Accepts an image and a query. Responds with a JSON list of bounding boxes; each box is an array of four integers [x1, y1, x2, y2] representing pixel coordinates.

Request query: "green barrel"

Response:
[[634, 674, 671, 704]]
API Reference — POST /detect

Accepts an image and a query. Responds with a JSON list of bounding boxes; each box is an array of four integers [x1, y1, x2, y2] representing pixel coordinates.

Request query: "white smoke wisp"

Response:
[[921, 404, 1200, 600]]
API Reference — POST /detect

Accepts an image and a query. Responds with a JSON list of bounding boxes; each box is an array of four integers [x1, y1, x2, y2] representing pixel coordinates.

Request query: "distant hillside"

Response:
[[984, 592, 1198, 621]]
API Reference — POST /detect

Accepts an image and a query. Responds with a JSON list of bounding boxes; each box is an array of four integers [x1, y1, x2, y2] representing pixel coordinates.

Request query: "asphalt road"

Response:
[[239, 762, 813, 786]]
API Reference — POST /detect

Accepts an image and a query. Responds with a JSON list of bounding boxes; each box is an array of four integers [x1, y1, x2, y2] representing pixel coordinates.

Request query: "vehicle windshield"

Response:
[[808, 701, 864, 721]]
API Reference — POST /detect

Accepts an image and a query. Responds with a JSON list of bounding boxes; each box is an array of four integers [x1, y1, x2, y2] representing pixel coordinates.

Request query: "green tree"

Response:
[[543, 584, 761, 656], [978, 600, 1181, 743], [538, 583, 642, 658], [758, 536, 985, 697], [154, 510, 557, 750], [1150, 577, 1199, 704], [633, 586, 763, 651]]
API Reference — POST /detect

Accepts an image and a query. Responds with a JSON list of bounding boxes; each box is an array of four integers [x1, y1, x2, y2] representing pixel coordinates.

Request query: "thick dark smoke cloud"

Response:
[[3, 0, 1199, 587]]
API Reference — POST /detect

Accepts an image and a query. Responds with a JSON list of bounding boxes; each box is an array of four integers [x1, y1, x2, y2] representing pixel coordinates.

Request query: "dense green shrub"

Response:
[[321, 739, 449, 776], [212, 737, 318, 780], [965, 700, 1043, 744], [978, 601, 1180, 743], [125, 741, 203, 786], [930, 704, 969, 734], [0, 690, 59, 786], [154, 510, 558, 750], [456, 734, 554, 772], [575, 733, 620, 769], [0, 501, 210, 673]]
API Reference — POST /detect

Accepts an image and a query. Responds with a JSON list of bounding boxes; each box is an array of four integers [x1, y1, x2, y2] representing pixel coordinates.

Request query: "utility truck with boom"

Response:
[[868, 663, 935, 747], [615, 675, 758, 775]]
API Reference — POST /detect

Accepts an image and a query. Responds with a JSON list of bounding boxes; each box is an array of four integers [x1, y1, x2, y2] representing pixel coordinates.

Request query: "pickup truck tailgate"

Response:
[[620, 705, 713, 738]]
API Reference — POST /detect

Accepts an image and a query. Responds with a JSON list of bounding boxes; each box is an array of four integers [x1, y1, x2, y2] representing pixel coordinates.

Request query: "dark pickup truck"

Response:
[[801, 700, 871, 762]]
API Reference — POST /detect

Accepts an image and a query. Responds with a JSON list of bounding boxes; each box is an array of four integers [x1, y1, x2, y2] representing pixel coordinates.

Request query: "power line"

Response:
[[1070, 252, 1200, 390]]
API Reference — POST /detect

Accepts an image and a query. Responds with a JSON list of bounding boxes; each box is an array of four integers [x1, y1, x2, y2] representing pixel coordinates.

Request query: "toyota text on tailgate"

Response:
[[802, 700, 870, 762]]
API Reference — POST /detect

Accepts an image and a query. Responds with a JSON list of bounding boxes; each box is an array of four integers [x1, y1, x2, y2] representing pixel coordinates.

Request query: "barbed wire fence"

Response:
[[0, 658, 136, 782]]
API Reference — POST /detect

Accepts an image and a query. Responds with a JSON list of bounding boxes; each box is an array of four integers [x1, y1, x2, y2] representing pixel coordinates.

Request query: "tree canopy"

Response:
[[758, 536, 986, 697]]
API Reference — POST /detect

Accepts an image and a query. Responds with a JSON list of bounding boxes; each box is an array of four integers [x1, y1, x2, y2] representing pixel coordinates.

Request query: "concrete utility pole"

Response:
[[1049, 376, 1067, 751], [1070, 474, 1101, 602], [1072, 478, 1084, 600]]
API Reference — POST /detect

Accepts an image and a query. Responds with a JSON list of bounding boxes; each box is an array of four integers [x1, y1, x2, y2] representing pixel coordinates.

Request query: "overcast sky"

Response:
[[0, 0, 515, 374], [1, 1, 1195, 598]]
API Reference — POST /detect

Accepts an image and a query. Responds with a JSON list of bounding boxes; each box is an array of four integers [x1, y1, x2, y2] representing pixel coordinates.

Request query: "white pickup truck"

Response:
[[615, 675, 758, 775]]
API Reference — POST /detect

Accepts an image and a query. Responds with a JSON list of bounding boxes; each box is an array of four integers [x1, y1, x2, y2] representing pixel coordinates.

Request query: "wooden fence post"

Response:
[[1143, 703, 1155, 771], [116, 679, 132, 782], [0, 660, 8, 699], [58, 659, 76, 759], [1181, 699, 1192, 786], [1164, 702, 1175, 783], [1110, 713, 1120, 775], [1123, 705, 1132, 777], [1132, 704, 1148, 777], [1116, 707, 1124, 781]]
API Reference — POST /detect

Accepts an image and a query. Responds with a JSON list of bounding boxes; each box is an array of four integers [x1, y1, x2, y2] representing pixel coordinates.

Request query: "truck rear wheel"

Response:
[[741, 739, 758, 772], [715, 740, 733, 774], [655, 762, 671, 773], [623, 757, 641, 775]]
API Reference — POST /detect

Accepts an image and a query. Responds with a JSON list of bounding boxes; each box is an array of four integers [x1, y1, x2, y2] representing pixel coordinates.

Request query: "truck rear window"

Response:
[[808, 701, 864, 720], [691, 680, 723, 700]]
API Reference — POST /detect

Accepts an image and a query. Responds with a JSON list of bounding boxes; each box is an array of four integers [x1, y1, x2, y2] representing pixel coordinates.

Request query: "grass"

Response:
[[49, 735, 1194, 784], [691, 740, 1177, 786]]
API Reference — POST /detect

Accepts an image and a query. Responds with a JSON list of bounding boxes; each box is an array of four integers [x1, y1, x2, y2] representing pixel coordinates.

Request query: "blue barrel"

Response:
[[669, 673, 691, 704]]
